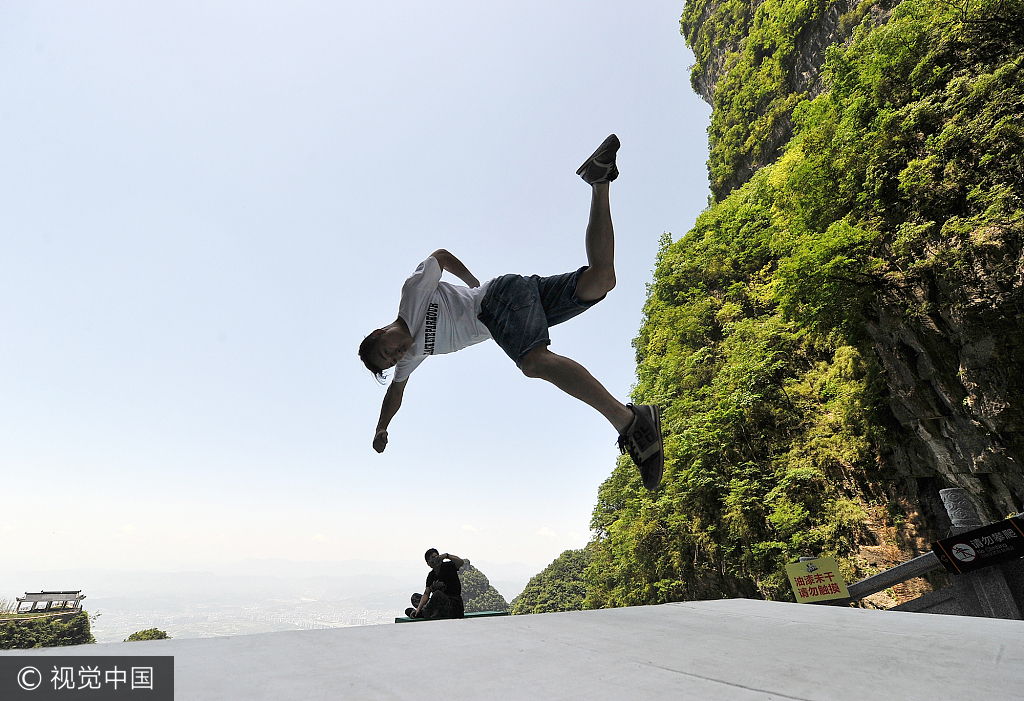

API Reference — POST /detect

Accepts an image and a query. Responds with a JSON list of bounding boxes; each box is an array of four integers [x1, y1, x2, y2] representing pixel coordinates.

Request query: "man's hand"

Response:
[[373, 379, 406, 454], [373, 429, 388, 453]]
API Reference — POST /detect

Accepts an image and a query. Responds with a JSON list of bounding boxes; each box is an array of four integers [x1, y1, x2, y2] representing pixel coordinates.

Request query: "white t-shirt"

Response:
[[393, 256, 492, 382]]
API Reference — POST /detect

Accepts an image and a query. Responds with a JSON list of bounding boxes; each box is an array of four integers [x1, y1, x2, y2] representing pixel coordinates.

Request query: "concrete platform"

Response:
[[3, 599, 1023, 700]]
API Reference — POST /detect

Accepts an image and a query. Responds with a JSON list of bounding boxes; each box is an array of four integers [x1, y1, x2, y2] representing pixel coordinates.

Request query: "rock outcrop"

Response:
[[585, 0, 1023, 609], [684, 0, 1024, 530]]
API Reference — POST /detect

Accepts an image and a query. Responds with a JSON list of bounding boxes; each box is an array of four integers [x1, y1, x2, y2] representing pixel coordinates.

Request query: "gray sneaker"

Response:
[[618, 404, 664, 490], [576, 134, 620, 184]]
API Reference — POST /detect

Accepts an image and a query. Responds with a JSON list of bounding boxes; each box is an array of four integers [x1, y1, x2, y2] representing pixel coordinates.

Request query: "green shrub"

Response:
[[125, 628, 171, 642], [0, 612, 94, 649]]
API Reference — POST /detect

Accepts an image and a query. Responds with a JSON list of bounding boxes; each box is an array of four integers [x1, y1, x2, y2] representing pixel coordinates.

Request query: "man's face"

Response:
[[426, 552, 442, 569], [374, 326, 411, 371]]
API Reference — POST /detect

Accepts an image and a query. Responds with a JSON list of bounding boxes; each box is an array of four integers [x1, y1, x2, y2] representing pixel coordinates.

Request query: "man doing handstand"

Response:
[[358, 135, 663, 489]]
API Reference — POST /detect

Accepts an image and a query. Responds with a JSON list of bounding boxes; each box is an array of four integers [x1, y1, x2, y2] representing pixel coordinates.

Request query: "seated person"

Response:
[[406, 549, 466, 619]]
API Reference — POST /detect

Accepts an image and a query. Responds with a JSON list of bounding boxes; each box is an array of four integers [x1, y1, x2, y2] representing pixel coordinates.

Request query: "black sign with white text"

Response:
[[931, 516, 1024, 575], [0, 656, 173, 700]]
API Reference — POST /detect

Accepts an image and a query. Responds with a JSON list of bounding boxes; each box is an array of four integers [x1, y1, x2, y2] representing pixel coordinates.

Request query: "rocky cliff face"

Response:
[[686, 0, 869, 107], [585, 0, 1022, 610], [681, 0, 895, 199], [680, 0, 1024, 565], [868, 240, 1024, 527]]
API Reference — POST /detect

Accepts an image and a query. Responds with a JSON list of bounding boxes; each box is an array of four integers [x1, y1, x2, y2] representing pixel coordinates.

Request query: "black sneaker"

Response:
[[576, 134, 620, 184], [617, 404, 664, 490], [405, 607, 419, 618]]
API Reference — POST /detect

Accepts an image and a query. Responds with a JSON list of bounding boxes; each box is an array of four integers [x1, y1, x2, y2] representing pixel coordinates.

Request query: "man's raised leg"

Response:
[[575, 134, 619, 302], [576, 181, 616, 302], [518, 134, 664, 490]]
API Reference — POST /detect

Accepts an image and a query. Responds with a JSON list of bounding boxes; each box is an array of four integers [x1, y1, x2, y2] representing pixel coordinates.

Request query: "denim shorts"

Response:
[[477, 266, 604, 367]]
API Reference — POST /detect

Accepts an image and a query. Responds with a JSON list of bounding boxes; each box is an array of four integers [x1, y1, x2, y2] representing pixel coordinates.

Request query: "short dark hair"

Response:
[[424, 548, 439, 562], [358, 329, 388, 384]]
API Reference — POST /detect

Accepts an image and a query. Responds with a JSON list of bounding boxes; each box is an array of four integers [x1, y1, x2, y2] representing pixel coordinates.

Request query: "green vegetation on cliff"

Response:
[[511, 549, 590, 615], [588, 0, 1023, 607], [0, 612, 95, 649], [683, 0, 839, 198]]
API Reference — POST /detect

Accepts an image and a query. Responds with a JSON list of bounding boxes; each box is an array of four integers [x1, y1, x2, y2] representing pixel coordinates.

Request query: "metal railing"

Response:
[[818, 489, 1022, 619], [843, 551, 942, 602]]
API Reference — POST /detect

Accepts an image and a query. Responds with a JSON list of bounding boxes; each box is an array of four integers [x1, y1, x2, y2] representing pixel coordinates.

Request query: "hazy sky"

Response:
[[0, 0, 711, 575]]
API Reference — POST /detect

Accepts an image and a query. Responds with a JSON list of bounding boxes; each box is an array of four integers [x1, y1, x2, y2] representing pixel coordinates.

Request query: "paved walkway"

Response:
[[3, 599, 1023, 699]]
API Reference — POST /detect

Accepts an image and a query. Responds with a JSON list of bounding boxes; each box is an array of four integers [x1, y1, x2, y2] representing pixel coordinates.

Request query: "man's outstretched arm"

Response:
[[373, 378, 407, 453], [431, 249, 480, 288], [413, 585, 431, 616]]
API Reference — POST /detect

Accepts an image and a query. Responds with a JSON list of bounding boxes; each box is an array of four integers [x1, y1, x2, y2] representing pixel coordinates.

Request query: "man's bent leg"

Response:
[[423, 590, 453, 619], [520, 345, 632, 433], [576, 182, 616, 302], [520, 345, 665, 489]]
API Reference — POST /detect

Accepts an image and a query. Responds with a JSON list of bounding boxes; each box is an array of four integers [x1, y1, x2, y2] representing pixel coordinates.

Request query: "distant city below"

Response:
[[93, 602, 403, 643], [0, 560, 532, 644]]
